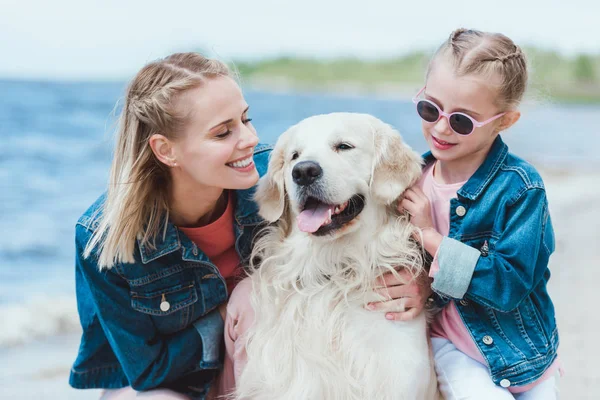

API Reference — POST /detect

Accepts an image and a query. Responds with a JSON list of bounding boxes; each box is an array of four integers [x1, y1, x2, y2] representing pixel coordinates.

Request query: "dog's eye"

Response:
[[291, 151, 299, 161], [335, 142, 354, 151]]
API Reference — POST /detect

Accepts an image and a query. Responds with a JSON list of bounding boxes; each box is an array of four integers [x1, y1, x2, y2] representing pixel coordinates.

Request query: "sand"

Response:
[[541, 169, 600, 399]]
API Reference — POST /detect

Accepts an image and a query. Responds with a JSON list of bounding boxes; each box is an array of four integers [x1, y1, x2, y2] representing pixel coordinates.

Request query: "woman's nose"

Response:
[[239, 123, 259, 148]]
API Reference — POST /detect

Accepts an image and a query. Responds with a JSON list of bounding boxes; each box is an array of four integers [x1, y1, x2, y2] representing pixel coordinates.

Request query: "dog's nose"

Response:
[[292, 161, 323, 186]]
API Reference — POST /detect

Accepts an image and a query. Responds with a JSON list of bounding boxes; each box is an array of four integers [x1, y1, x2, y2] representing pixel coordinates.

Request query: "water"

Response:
[[0, 79, 598, 347]]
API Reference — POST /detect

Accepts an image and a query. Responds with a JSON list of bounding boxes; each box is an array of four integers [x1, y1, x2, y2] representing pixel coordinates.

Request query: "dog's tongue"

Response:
[[297, 202, 334, 233]]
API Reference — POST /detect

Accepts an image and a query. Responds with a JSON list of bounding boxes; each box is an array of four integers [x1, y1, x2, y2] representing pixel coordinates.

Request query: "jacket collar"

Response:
[[422, 135, 508, 201], [137, 222, 182, 264], [137, 187, 263, 264], [233, 185, 263, 226]]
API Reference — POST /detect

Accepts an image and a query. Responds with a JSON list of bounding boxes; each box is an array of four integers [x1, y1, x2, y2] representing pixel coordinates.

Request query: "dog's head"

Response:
[[255, 113, 422, 238]]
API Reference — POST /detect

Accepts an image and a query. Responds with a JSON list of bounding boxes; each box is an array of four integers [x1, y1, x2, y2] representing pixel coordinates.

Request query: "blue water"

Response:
[[0, 79, 598, 306]]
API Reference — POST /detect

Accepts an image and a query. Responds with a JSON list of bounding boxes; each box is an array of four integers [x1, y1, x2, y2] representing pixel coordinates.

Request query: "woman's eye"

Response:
[[336, 142, 354, 151], [242, 117, 253, 124], [216, 130, 232, 139], [291, 151, 299, 161]]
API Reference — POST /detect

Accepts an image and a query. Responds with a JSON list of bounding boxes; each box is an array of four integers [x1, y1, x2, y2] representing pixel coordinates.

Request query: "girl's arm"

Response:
[[399, 187, 554, 312], [402, 187, 554, 313], [75, 224, 220, 391], [433, 188, 553, 312]]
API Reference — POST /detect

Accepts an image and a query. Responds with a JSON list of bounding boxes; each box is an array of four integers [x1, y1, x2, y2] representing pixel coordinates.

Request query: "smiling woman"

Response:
[[150, 80, 260, 228], [69, 52, 271, 400]]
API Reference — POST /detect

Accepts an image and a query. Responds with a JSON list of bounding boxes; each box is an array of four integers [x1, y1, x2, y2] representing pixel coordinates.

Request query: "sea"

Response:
[[0, 79, 599, 350]]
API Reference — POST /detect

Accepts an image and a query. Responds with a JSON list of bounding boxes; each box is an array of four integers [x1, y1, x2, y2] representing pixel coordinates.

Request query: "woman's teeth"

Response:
[[228, 156, 253, 168]]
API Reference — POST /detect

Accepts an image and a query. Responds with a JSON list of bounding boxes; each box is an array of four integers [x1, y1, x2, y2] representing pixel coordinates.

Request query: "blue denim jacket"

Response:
[[69, 145, 272, 398], [427, 136, 558, 389]]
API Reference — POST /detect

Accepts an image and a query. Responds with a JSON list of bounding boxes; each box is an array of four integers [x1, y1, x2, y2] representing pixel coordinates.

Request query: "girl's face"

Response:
[[170, 76, 260, 192], [421, 58, 506, 166]]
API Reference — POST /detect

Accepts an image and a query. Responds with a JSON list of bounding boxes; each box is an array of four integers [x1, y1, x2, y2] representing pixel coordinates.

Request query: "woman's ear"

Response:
[[149, 134, 177, 167], [497, 111, 521, 133]]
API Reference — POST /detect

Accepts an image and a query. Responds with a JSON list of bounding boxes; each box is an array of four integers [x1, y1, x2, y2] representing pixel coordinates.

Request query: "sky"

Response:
[[0, 0, 598, 80]]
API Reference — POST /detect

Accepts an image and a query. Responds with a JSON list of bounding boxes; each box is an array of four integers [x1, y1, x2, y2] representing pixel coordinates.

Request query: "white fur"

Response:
[[237, 113, 438, 400]]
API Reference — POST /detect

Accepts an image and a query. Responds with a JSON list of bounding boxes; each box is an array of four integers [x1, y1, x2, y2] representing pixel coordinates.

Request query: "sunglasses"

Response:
[[412, 86, 505, 136]]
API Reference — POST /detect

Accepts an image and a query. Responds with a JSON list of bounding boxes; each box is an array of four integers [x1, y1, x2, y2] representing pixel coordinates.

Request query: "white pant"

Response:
[[431, 337, 558, 400]]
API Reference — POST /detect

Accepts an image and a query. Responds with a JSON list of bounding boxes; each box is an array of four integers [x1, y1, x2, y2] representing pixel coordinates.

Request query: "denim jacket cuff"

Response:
[[431, 236, 480, 299], [193, 309, 225, 369]]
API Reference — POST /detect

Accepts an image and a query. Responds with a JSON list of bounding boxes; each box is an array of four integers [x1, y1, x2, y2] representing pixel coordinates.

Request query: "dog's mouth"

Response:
[[296, 194, 365, 236]]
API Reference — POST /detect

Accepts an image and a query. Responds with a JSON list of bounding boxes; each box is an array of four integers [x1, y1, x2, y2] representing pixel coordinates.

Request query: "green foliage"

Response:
[[574, 55, 596, 82], [231, 48, 600, 103]]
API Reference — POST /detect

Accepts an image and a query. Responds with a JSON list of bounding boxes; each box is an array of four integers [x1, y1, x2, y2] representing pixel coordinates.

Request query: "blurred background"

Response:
[[1, 0, 598, 398]]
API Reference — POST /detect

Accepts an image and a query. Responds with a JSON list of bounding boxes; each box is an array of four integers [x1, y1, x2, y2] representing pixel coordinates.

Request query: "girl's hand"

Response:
[[399, 186, 444, 256], [366, 269, 433, 321], [398, 187, 434, 231]]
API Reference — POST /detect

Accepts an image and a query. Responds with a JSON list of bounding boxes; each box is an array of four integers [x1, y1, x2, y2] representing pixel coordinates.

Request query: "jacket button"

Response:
[[459, 299, 469, 306], [455, 206, 466, 217], [160, 294, 170, 312], [192, 246, 199, 256], [500, 379, 511, 388], [482, 335, 494, 345]]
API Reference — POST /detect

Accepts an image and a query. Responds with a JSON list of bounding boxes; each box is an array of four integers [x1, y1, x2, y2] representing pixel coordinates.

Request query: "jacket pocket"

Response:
[[520, 297, 550, 349], [131, 281, 199, 334]]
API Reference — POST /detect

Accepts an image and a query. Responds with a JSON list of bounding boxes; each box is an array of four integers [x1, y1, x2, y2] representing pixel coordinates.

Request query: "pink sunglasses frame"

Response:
[[412, 86, 506, 136]]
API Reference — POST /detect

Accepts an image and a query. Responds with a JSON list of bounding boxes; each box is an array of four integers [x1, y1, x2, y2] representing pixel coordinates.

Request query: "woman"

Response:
[[69, 52, 429, 399]]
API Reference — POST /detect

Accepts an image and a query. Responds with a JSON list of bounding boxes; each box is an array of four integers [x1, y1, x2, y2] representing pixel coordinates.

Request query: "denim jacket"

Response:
[[69, 145, 272, 398], [427, 136, 558, 389]]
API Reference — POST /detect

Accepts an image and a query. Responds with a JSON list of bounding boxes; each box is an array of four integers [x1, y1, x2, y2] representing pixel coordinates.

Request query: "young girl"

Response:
[[400, 29, 560, 399]]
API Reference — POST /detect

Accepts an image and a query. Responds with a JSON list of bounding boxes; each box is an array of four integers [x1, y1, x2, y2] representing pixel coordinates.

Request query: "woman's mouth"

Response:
[[226, 155, 255, 172], [432, 136, 457, 150]]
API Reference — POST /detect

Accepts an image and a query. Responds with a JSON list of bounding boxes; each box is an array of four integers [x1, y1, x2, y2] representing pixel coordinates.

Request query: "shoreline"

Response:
[[242, 77, 420, 101], [241, 77, 600, 105], [0, 333, 101, 400]]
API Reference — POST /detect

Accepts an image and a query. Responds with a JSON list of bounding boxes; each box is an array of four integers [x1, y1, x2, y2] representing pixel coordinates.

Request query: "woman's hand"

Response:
[[366, 269, 433, 321]]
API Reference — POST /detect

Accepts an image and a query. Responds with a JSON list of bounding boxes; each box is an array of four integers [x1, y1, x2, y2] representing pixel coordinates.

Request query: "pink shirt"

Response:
[[419, 163, 560, 393], [179, 192, 242, 294]]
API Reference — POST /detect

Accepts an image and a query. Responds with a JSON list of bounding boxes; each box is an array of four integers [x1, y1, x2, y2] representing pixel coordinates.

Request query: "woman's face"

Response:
[[170, 76, 260, 192]]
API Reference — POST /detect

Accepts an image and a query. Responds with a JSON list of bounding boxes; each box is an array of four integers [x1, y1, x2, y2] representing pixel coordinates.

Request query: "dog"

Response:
[[236, 113, 439, 399]]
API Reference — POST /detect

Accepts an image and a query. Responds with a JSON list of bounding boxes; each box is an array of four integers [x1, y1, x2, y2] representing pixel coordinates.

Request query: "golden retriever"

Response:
[[237, 113, 438, 400]]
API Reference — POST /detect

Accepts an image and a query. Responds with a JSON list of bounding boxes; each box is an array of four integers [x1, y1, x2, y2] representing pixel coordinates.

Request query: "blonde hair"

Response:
[[428, 28, 528, 109], [84, 52, 232, 269]]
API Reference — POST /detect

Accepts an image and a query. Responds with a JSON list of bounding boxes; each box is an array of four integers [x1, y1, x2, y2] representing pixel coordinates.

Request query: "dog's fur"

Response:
[[237, 113, 438, 400]]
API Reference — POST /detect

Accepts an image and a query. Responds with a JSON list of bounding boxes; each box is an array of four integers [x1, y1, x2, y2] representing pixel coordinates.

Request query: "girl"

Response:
[[400, 29, 561, 399], [70, 52, 429, 400]]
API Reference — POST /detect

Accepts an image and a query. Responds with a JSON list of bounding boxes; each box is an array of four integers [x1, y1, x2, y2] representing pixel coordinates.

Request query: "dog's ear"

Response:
[[254, 132, 290, 222], [371, 122, 423, 205]]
